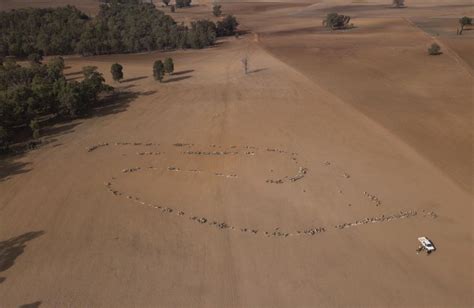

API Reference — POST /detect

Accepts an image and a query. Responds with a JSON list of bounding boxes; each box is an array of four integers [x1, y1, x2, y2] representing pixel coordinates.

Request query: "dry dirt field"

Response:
[[0, 0, 473, 307]]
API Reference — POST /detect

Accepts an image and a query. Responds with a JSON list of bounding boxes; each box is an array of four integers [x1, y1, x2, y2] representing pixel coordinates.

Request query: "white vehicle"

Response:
[[417, 237, 436, 254]]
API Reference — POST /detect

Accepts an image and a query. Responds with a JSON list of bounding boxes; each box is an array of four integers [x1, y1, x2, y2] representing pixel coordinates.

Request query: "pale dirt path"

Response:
[[0, 34, 472, 306]]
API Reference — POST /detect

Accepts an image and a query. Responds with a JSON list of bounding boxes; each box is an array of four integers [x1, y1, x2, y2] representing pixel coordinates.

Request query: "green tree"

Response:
[[164, 57, 174, 75], [111, 63, 124, 83], [216, 15, 238, 36], [213, 5, 222, 17], [428, 43, 441, 55], [29, 118, 40, 139], [153, 60, 164, 82], [459, 16, 472, 35]]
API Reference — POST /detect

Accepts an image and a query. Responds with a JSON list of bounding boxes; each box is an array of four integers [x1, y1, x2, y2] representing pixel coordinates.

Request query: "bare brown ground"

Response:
[[0, 0, 473, 307]]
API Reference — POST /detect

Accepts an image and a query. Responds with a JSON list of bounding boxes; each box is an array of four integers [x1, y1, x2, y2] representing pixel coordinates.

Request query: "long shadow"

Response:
[[172, 70, 194, 76], [165, 75, 192, 83], [248, 68, 268, 74], [92, 91, 140, 117], [0, 231, 45, 275], [121, 76, 148, 83], [64, 71, 82, 77], [0, 158, 31, 182], [19, 302, 42, 308]]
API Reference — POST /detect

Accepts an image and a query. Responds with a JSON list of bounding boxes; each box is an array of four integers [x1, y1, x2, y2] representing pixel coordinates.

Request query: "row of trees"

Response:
[[110, 58, 175, 83], [0, 58, 112, 149], [0, 1, 240, 58]]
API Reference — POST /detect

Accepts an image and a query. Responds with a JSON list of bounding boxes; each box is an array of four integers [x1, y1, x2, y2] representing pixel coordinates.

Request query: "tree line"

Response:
[[0, 1, 239, 58], [0, 58, 112, 150]]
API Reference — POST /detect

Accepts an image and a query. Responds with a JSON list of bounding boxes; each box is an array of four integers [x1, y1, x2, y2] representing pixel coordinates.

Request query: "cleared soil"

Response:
[[1, 0, 473, 307]]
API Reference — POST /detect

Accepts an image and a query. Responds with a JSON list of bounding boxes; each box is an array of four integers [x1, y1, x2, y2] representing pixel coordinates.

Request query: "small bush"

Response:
[[392, 0, 405, 8], [176, 0, 191, 8], [323, 13, 352, 30], [428, 43, 441, 55]]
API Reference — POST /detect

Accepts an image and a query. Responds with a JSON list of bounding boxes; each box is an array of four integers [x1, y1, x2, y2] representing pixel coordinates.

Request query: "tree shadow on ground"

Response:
[[121, 76, 148, 83], [19, 301, 42, 308], [172, 69, 194, 76], [0, 89, 146, 182], [0, 231, 45, 275], [92, 90, 153, 117], [0, 158, 31, 182], [248, 68, 268, 74], [165, 75, 192, 83], [64, 71, 82, 77]]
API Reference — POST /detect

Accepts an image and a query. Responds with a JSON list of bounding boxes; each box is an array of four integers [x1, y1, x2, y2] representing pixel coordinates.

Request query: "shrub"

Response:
[[323, 13, 351, 30], [176, 0, 192, 8], [111, 63, 124, 82], [213, 5, 222, 17], [164, 58, 174, 75], [392, 0, 405, 8], [153, 60, 164, 82], [428, 43, 441, 55]]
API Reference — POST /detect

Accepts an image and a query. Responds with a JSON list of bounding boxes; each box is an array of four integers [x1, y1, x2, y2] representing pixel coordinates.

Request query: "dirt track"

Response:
[[0, 0, 473, 307]]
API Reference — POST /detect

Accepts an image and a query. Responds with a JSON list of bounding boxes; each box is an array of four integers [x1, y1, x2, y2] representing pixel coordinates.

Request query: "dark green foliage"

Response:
[[187, 20, 217, 49], [216, 15, 238, 37], [0, 125, 8, 148], [0, 59, 112, 144], [323, 13, 352, 30], [82, 66, 98, 79], [111, 63, 124, 82], [1, 3, 220, 58], [213, 5, 222, 17], [176, 0, 192, 8], [458, 16, 472, 35], [428, 43, 441, 55], [164, 58, 174, 75], [28, 53, 43, 65], [153, 60, 165, 82], [0, 6, 89, 57]]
